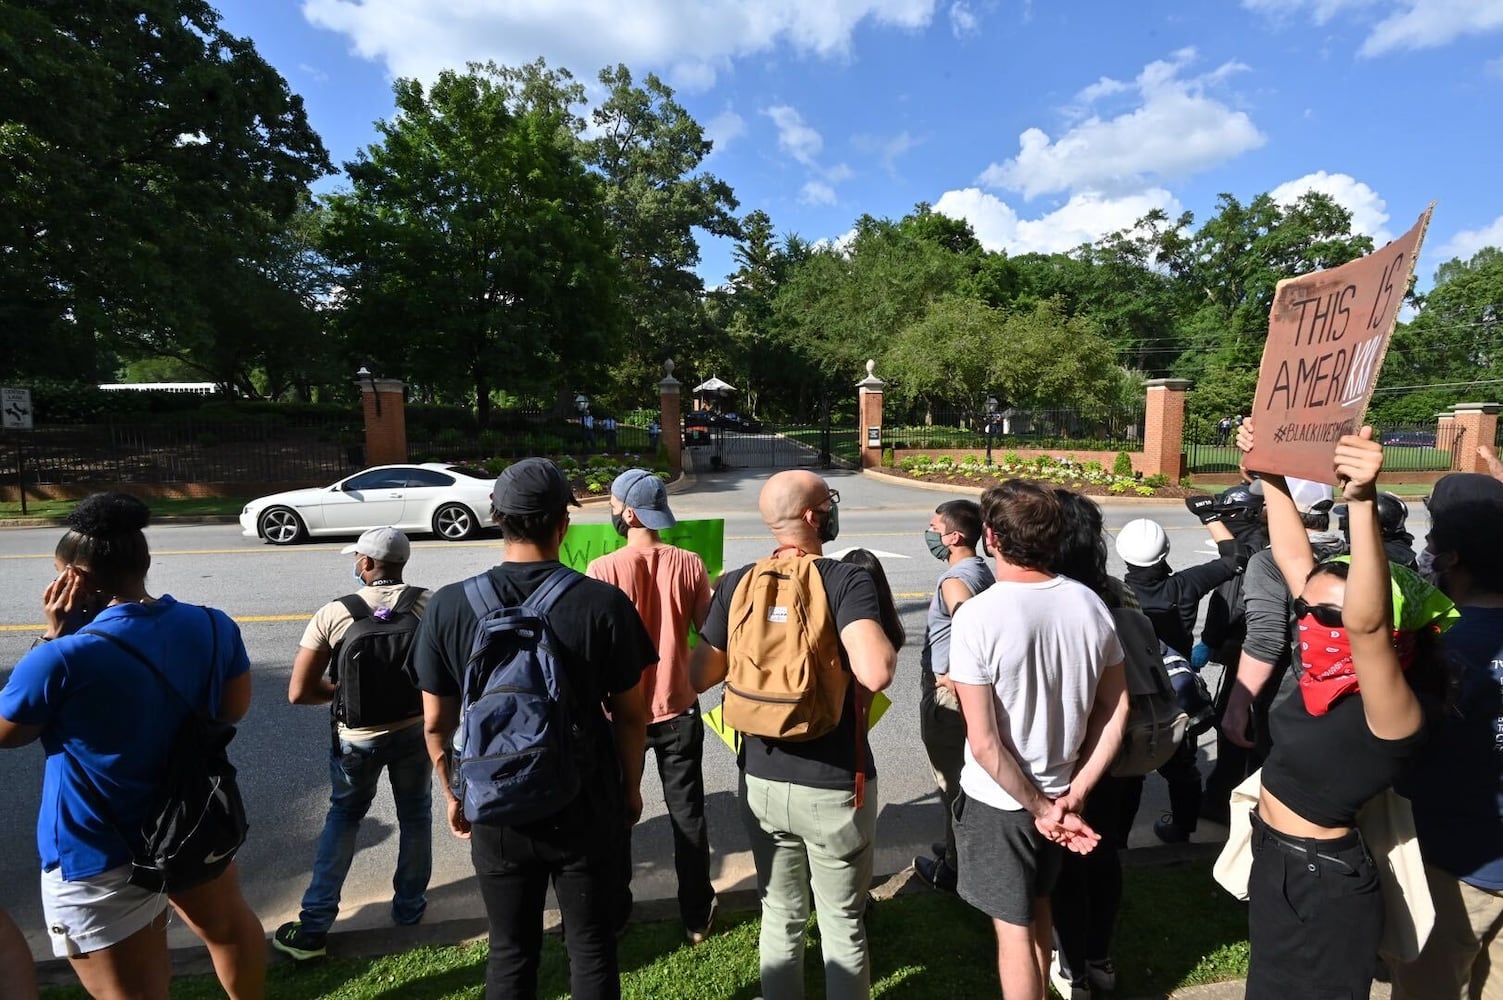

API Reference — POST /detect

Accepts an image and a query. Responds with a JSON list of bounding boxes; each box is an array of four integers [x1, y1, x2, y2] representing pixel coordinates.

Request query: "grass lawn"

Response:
[[0, 497, 248, 521], [1188, 444, 1456, 474], [42, 861, 1249, 999]]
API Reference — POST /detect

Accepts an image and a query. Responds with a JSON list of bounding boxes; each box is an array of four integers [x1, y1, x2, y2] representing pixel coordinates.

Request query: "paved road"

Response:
[[0, 469, 1430, 957]]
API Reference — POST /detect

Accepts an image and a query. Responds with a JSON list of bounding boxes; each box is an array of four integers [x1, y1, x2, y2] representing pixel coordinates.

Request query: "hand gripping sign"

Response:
[[1246, 206, 1432, 482]]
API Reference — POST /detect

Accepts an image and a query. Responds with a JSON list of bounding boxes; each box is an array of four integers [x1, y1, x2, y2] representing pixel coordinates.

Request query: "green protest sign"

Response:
[[559, 519, 725, 578]]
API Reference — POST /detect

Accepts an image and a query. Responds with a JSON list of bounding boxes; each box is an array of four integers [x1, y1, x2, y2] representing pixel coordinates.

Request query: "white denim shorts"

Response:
[[40, 864, 168, 958]]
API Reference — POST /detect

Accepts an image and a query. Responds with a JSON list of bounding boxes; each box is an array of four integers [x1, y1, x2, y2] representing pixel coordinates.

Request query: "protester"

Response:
[[1236, 420, 1457, 998], [911, 499, 994, 893], [0, 493, 264, 1000], [690, 470, 895, 1000], [1392, 472, 1503, 999], [839, 549, 906, 652], [273, 527, 432, 961], [0, 906, 38, 1000], [949, 480, 1129, 1000], [1115, 509, 1247, 842], [586, 470, 716, 944], [1046, 490, 1147, 1000], [409, 459, 656, 1000]]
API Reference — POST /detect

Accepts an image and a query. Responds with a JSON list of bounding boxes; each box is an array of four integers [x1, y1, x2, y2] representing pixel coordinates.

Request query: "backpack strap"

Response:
[[463, 572, 505, 620], [338, 594, 372, 621], [392, 586, 425, 615], [522, 566, 582, 616]]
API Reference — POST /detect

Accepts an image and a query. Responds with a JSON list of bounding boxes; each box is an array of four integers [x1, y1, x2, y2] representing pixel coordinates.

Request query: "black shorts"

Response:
[[954, 790, 1062, 926]]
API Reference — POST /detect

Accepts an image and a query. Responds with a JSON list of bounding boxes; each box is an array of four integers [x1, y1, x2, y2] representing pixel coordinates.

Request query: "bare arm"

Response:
[[217, 671, 253, 723], [1207, 520, 1234, 544], [689, 641, 728, 693], [0, 716, 42, 749], [1065, 660, 1129, 803], [1337, 430, 1421, 740], [842, 618, 895, 692], [939, 577, 975, 616], [953, 680, 1051, 818], [1237, 419, 1317, 592], [692, 570, 712, 632], [606, 683, 651, 826], [423, 692, 469, 839], [1223, 652, 1279, 748], [288, 647, 335, 706]]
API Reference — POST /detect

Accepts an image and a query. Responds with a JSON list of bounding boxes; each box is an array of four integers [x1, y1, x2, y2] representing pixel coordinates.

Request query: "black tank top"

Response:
[[1261, 692, 1425, 828]]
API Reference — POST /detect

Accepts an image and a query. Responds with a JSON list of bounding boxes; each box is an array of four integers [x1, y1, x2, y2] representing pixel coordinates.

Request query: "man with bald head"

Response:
[[692, 471, 896, 1000]]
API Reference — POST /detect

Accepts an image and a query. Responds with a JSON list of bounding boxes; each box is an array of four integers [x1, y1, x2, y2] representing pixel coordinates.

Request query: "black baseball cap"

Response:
[[492, 458, 581, 515]]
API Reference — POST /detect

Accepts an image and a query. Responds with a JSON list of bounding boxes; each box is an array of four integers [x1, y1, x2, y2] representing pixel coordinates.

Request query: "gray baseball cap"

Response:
[[342, 526, 411, 563], [611, 469, 676, 530]]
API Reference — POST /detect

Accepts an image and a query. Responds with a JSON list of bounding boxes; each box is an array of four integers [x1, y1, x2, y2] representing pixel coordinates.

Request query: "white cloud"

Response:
[[302, 0, 940, 89], [764, 105, 824, 167], [949, 1, 979, 36], [853, 130, 923, 174], [1268, 170, 1393, 244], [933, 187, 1183, 256], [1438, 213, 1503, 261], [1241, 0, 1503, 57], [979, 49, 1265, 199], [800, 181, 839, 206], [704, 109, 747, 155]]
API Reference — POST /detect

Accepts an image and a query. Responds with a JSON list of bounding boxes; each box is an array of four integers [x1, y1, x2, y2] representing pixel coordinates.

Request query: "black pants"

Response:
[[471, 792, 625, 1000], [1160, 735, 1203, 834], [639, 707, 715, 929], [1246, 813, 1382, 999], [1051, 776, 1134, 984]]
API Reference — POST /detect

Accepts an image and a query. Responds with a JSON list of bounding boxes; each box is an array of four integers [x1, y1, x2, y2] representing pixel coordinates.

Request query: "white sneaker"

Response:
[[1049, 952, 1092, 999]]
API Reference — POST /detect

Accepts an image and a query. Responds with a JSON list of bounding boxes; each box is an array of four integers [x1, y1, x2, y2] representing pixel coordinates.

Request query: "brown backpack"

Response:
[[722, 554, 848, 741]]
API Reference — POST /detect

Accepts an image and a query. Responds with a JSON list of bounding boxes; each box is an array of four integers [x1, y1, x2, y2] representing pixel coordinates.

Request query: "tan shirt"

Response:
[[300, 584, 430, 741], [587, 544, 710, 723]]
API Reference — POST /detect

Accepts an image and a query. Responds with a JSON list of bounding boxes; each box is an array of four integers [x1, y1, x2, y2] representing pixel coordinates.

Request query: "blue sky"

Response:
[[216, 0, 1503, 289]]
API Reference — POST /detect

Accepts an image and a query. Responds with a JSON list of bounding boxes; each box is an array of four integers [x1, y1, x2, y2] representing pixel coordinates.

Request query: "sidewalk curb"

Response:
[[860, 467, 1195, 506]]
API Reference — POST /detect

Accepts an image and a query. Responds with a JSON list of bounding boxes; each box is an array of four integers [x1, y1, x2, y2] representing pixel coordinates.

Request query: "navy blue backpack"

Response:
[[456, 567, 588, 826]]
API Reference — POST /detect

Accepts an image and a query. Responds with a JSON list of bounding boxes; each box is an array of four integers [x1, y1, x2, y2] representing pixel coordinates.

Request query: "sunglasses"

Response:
[[1293, 597, 1344, 629]]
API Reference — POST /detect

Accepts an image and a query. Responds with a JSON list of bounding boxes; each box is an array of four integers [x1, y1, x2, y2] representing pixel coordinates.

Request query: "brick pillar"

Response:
[[359, 377, 407, 466], [1438, 411, 1460, 470], [659, 359, 683, 477], [1450, 403, 1500, 473], [856, 359, 885, 469], [1142, 378, 1190, 480]]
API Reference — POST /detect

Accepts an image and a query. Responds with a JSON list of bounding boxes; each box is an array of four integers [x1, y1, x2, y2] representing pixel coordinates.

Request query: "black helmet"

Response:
[[1331, 492, 1409, 536], [1216, 482, 1265, 520]]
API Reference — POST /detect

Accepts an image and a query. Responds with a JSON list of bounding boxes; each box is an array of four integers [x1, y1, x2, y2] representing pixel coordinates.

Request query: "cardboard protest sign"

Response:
[[560, 518, 725, 577], [1247, 206, 1432, 482], [703, 691, 894, 754]]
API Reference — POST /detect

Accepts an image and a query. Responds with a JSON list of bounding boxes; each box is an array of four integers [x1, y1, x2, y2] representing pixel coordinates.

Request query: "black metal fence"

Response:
[[884, 407, 1147, 453], [1186, 421, 1464, 474]]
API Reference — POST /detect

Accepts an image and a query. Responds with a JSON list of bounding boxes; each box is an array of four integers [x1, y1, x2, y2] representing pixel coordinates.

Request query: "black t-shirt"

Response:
[[409, 561, 657, 752], [1261, 690, 1425, 828], [701, 557, 883, 790]]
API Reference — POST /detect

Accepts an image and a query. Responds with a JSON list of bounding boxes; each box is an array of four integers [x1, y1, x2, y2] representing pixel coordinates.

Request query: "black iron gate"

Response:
[[685, 409, 858, 471]]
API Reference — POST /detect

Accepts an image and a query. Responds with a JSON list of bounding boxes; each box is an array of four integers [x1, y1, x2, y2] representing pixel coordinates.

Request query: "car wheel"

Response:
[[258, 506, 306, 545], [433, 502, 476, 541]]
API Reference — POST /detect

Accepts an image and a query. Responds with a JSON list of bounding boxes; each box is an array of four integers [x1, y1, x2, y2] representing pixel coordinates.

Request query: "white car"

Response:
[[240, 463, 495, 545]]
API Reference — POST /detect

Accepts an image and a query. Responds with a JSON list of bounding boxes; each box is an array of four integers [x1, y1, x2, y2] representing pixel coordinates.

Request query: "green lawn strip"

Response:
[[41, 862, 1248, 999], [1188, 445, 1455, 474], [0, 496, 249, 521]]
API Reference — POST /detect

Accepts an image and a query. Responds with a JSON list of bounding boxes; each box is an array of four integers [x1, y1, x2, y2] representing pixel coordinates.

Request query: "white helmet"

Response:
[[1116, 518, 1170, 567]]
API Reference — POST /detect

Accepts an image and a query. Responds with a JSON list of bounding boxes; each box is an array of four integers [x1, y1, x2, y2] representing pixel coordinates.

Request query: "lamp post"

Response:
[[357, 365, 380, 415], [984, 394, 999, 467]]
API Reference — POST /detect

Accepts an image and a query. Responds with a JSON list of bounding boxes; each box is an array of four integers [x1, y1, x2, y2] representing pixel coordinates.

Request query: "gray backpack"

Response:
[[1109, 606, 1189, 777]]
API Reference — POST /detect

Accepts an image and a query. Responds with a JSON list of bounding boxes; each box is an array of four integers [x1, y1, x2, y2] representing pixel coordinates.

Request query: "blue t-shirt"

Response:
[[0, 596, 250, 880], [1401, 607, 1503, 890]]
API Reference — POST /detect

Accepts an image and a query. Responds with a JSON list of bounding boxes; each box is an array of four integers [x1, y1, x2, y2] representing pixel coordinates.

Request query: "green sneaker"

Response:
[[272, 921, 327, 961]]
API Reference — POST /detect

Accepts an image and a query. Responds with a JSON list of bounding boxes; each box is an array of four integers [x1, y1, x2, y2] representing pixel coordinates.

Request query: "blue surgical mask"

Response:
[[353, 562, 366, 585]]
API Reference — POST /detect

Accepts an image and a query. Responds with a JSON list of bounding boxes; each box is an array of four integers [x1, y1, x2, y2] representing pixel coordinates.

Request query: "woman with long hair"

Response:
[[0, 493, 266, 999], [1237, 423, 1456, 997], [840, 548, 907, 652]]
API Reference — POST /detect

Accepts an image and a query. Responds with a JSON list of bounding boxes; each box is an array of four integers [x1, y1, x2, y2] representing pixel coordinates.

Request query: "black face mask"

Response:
[[818, 503, 840, 543], [611, 511, 630, 538]]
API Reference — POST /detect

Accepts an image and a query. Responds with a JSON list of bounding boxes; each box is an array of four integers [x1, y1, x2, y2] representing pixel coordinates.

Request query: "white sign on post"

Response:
[[2, 388, 34, 430]]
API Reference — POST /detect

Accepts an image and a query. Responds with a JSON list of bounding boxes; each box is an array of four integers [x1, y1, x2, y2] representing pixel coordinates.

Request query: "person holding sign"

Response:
[[1234, 419, 1458, 999]]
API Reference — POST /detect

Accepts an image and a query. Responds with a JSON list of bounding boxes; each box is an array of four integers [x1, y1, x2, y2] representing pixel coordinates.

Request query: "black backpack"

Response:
[[81, 611, 248, 893], [330, 587, 426, 728]]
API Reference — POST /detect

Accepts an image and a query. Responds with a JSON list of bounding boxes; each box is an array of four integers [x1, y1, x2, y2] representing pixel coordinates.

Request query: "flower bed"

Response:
[[887, 452, 1194, 498]]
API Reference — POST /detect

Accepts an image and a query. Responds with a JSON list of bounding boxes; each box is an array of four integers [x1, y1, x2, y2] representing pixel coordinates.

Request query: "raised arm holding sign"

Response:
[[1246, 206, 1433, 482]]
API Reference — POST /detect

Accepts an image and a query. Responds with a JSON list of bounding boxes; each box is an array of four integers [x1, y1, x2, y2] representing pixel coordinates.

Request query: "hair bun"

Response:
[[66, 493, 151, 536]]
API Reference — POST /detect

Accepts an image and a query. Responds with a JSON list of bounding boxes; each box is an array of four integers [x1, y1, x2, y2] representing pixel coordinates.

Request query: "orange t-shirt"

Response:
[[587, 543, 711, 723]]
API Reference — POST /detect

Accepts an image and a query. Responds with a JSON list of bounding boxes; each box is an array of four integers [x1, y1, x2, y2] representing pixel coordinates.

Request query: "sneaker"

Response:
[[913, 855, 957, 893], [930, 841, 947, 860], [272, 921, 327, 962], [1049, 952, 1092, 999], [1152, 814, 1191, 844], [1086, 957, 1116, 991], [686, 897, 718, 945]]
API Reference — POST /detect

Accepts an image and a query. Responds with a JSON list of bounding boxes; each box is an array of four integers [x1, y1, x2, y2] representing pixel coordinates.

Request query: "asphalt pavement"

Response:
[[0, 468, 1432, 963]]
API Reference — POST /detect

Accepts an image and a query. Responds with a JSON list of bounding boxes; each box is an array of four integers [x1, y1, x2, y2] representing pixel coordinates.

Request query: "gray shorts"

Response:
[[953, 791, 1061, 926]]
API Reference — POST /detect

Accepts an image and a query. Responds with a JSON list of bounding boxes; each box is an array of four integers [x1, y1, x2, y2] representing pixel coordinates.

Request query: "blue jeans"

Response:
[[298, 723, 434, 934]]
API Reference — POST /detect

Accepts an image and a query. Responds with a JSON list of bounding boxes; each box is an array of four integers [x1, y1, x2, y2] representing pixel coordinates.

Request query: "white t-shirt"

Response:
[[949, 575, 1124, 811]]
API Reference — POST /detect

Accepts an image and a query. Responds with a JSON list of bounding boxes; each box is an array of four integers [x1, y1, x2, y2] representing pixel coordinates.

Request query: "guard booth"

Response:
[[688, 375, 736, 470]]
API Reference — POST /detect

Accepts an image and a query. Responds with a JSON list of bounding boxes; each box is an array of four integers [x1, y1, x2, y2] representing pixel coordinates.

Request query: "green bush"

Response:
[[1143, 473, 1170, 488], [882, 447, 895, 468], [1113, 451, 1134, 476]]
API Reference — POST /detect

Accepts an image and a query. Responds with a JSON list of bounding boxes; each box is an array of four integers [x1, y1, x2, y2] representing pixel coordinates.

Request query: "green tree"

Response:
[[0, 0, 332, 385], [321, 70, 621, 421]]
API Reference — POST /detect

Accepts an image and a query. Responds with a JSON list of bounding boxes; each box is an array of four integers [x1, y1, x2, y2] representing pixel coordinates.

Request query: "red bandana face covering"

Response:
[[1297, 618, 1418, 715]]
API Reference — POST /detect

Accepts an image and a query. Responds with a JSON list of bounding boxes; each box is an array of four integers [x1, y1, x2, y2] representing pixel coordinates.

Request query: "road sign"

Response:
[[1, 388, 33, 430]]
